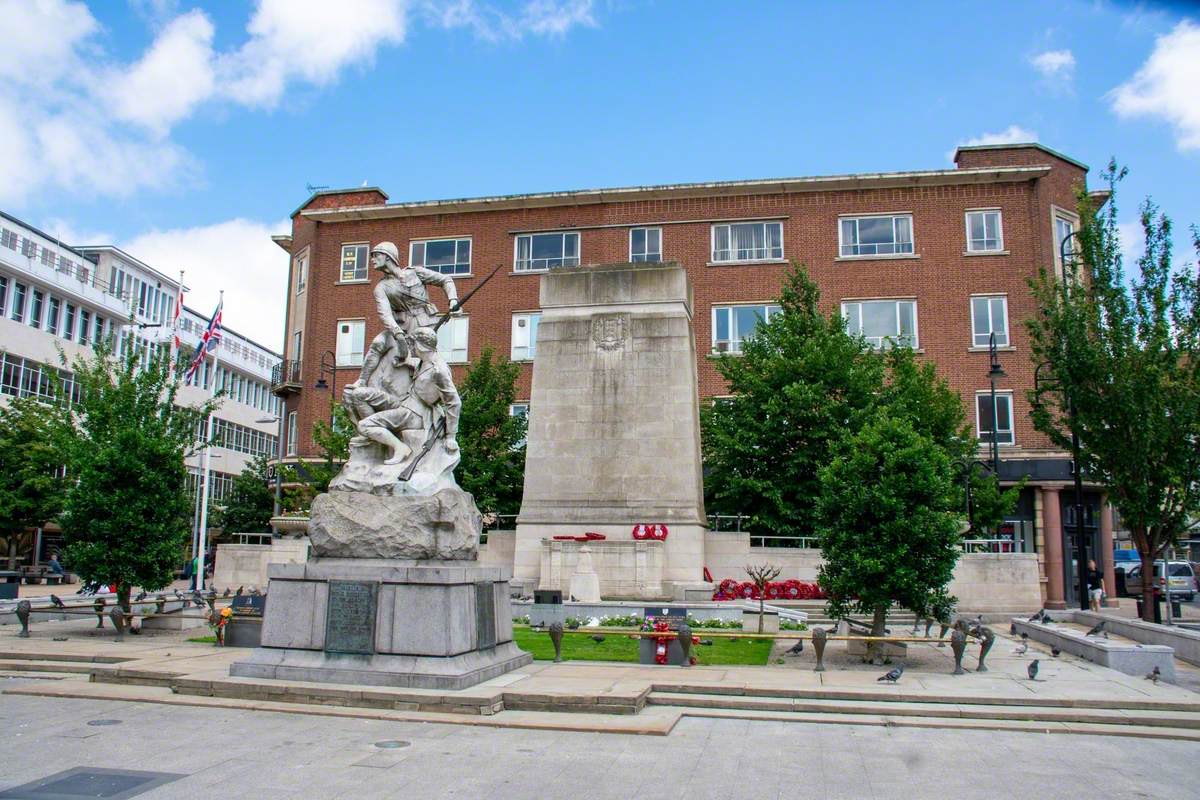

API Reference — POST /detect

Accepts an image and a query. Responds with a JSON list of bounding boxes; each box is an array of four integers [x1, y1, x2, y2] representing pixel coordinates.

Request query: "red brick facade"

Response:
[[275, 145, 1089, 472]]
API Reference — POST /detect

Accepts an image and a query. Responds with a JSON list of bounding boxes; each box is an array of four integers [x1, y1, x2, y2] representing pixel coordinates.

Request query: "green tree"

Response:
[[456, 348, 527, 515], [0, 396, 67, 569], [1027, 161, 1200, 621], [220, 454, 274, 534], [817, 414, 963, 662], [280, 405, 354, 513], [53, 340, 216, 612]]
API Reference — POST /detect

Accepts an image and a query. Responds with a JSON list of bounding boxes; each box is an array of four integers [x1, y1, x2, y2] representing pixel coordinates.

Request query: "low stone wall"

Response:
[[538, 539, 665, 599], [213, 537, 310, 591], [519, 599, 742, 626], [478, 529, 516, 569], [1059, 609, 1200, 667], [1015, 617, 1176, 683]]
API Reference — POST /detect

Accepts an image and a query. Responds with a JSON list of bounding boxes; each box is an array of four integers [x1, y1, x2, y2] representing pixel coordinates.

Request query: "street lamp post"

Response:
[[314, 350, 338, 472], [1059, 230, 1091, 612], [256, 412, 285, 521], [986, 331, 1005, 476]]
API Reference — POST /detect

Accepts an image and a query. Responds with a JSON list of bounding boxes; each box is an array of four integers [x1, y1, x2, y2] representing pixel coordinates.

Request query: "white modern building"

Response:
[[0, 210, 283, 558]]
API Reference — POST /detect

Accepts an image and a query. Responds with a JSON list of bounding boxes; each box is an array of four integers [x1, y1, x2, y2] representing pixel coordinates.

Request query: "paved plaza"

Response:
[[2, 691, 1198, 800]]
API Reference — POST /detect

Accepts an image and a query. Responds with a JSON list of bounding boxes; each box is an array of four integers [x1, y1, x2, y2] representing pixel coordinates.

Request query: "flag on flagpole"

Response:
[[184, 299, 223, 384], [170, 273, 184, 369]]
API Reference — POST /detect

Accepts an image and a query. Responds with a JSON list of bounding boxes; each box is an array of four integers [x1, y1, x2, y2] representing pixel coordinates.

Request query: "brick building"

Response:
[[270, 142, 1114, 609]]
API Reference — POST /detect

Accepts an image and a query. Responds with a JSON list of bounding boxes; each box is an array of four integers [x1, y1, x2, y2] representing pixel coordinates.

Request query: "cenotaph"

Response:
[[232, 242, 530, 689], [513, 262, 711, 599]]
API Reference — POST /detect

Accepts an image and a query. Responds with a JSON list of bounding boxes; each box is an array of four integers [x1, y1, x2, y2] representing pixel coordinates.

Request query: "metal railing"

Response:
[[961, 538, 1025, 554], [707, 515, 820, 549], [271, 359, 302, 391]]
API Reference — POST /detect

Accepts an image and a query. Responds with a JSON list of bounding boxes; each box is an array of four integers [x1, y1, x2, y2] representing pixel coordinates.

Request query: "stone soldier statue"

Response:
[[355, 241, 459, 384]]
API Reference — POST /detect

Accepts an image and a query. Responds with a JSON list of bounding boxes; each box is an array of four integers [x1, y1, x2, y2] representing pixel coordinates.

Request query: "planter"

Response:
[[270, 516, 309, 535]]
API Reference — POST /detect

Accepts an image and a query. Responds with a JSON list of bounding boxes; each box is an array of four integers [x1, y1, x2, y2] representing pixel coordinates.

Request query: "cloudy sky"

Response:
[[1, 0, 1197, 349]]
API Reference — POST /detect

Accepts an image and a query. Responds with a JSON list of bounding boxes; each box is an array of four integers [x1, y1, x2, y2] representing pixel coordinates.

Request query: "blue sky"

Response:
[[2, 0, 1197, 348]]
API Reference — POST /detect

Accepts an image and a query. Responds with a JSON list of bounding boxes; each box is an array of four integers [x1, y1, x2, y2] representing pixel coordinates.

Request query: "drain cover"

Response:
[[85, 720, 123, 727], [373, 740, 410, 749], [0, 767, 184, 799]]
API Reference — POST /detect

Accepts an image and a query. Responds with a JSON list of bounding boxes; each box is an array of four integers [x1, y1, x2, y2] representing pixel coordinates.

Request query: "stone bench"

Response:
[[1012, 617, 1176, 683]]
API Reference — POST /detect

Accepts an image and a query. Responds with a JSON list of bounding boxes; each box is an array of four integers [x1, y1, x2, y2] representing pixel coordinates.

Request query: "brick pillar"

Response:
[[1100, 498, 1117, 605], [1041, 486, 1065, 609]]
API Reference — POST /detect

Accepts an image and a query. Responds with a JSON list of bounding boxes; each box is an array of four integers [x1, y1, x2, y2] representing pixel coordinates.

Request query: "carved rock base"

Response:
[[309, 489, 480, 560]]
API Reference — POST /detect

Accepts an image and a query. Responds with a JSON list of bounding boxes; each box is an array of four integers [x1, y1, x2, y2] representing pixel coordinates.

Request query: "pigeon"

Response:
[[877, 665, 904, 684], [1021, 632, 1028, 641], [222, 588, 231, 598], [700, 639, 714, 646], [50, 594, 65, 609], [173, 589, 183, 601], [1013, 642, 1028, 655], [134, 591, 147, 602], [235, 586, 244, 597], [1009, 623, 1017, 636], [1146, 666, 1161, 684], [786, 640, 804, 655], [250, 588, 262, 597], [1027, 660, 1040, 681], [1085, 621, 1106, 638], [566, 619, 580, 630], [192, 590, 204, 606], [590, 635, 605, 644], [1027, 609, 1044, 622], [1051, 647, 1061, 658]]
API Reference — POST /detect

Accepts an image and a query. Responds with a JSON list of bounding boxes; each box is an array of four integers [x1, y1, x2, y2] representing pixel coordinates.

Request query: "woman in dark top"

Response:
[[1086, 559, 1104, 612]]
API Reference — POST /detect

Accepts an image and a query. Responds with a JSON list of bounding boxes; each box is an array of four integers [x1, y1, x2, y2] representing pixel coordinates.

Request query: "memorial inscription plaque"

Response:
[[325, 580, 378, 655], [475, 581, 496, 650]]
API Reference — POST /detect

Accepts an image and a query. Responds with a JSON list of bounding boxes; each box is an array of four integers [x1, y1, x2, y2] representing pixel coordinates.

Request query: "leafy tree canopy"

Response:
[[220, 454, 274, 534], [456, 348, 527, 516], [0, 396, 67, 568]]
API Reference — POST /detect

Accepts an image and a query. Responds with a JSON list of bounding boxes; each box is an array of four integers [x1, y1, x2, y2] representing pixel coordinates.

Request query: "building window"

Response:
[[79, 309, 91, 344], [511, 312, 541, 361], [437, 316, 469, 363], [47, 296, 61, 335], [29, 290, 44, 329], [711, 222, 783, 263], [11, 282, 27, 323], [841, 299, 917, 349], [630, 227, 662, 262], [0, 229, 16, 249], [411, 238, 471, 276], [976, 391, 1014, 446], [295, 251, 308, 293], [94, 315, 105, 345], [965, 210, 1003, 252], [293, 331, 302, 364], [839, 214, 914, 257], [63, 303, 75, 341], [286, 411, 298, 456], [712, 304, 782, 353], [40, 248, 54, 266], [1054, 214, 1076, 278], [970, 296, 1009, 348], [336, 319, 365, 367], [340, 243, 369, 282], [21, 239, 36, 258], [510, 403, 529, 418], [515, 232, 580, 272], [0, 276, 7, 317]]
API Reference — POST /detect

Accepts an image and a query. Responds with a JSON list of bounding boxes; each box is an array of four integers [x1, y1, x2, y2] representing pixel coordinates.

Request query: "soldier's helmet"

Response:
[[370, 241, 401, 269], [411, 327, 438, 353]]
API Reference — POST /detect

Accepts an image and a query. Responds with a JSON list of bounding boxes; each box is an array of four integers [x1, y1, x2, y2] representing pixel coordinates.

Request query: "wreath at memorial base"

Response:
[[711, 577, 824, 601]]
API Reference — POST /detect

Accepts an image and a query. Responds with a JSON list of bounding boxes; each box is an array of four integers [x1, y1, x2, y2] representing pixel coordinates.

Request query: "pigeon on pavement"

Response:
[[786, 640, 804, 655], [1028, 609, 1045, 622], [1146, 666, 1161, 684], [877, 665, 904, 683], [235, 586, 244, 597], [1013, 642, 1028, 655], [222, 588, 231, 598], [1051, 646, 1061, 657], [50, 594, 65, 609], [1027, 660, 1040, 681], [1010, 623, 1017, 636], [1085, 621, 1106, 638]]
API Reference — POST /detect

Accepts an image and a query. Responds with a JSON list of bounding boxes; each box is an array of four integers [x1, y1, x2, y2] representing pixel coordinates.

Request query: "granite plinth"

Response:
[[308, 489, 480, 560], [230, 559, 531, 690]]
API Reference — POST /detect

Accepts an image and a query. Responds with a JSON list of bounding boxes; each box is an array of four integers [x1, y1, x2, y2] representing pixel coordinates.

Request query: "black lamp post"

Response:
[[986, 331, 1006, 476], [314, 350, 338, 471], [1059, 230, 1091, 611]]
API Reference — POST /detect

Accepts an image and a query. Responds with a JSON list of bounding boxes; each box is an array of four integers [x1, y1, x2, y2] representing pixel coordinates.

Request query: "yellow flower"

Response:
[[220, 607, 233, 618]]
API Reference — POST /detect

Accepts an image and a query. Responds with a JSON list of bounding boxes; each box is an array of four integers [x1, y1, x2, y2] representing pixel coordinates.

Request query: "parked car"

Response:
[[1112, 549, 1141, 575], [1123, 561, 1196, 602]]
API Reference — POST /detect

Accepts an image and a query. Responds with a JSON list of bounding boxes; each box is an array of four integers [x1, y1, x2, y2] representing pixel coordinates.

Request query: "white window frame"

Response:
[[509, 403, 529, 417], [410, 237, 472, 276], [294, 249, 308, 294], [970, 295, 1009, 348], [710, 221, 784, 264], [711, 303, 782, 354], [511, 312, 541, 361], [335, 319, 366, 367], [838, 213, 915, 257], [339, 243, 369, 283], [286, 411, 298, 456], [10, 282, 27, 323], [975, 391, 1015, 446], [840, 299, 918, 349], [965, 209, 1004, 253], [292, 331, 303, 363], [629, 227, 662, 262], [514, 232, 581, 272], [1053, 208, 1079, 281], [46, 295, 60, 335], [437, 315, 469, 364]]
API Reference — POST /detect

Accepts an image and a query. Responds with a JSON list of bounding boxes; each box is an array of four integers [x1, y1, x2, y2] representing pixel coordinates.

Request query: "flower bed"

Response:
[[712, 577, 825, 601]]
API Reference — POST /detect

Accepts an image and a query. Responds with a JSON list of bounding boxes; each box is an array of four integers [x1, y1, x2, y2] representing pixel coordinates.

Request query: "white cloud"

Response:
[[39, 217, 114, 246], [121, 219, 292, 349], [418, 0, 595, 42], [520, 0, 595, 36], [947, 125, 1038, 162], [1109, 20, 1200, 151], [1029, 49, 1075, 80]]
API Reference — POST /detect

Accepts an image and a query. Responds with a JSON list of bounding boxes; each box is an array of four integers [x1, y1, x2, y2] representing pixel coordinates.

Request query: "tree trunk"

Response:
[[758, 597, 765, 634], [117, 582, 131, 615], [867, 605, 888, 665], [6, 539, 16, 571], [1140, 552, 1158, 623]]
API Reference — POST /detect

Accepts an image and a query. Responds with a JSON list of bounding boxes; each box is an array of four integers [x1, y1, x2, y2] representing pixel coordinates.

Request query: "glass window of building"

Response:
[[11, 282, 27, 323], [970, 296, 1009, 348], [712, 304, 782, 353], [511, 312, 541, 361], [437, 316, 469, 363], [711, 222, 783, 263], [410, 238, 471, 276], [976, 391, 1014, 446], [514, 232, 580, 271], [839, 214, 914, 257], [841, 299, 918, 349], [336, 319, 365, 367], [340, 243, 369, 282], [966, 210, 1003, 252], [630, 227, 662, 262]]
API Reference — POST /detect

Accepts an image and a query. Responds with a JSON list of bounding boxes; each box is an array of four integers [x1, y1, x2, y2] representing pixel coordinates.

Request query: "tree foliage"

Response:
[[0, 397, 67, 568], [455, 348, 527, 515], [220, 454, 274, 534], [280, 404, 354, 513], [817, 414, 963, 659], [1026, 161, 1200, 620], [53, 341, 216, 610]]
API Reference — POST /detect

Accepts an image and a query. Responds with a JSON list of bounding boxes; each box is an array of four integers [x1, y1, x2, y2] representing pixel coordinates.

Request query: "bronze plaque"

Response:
[[324, 581, 378, 655]]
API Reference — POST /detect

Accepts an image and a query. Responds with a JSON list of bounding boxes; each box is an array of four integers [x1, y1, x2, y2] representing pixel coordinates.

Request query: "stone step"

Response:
[[645, 691, 1200, 729], [0, 659, 96, 675], [0, 649, 127, 664]]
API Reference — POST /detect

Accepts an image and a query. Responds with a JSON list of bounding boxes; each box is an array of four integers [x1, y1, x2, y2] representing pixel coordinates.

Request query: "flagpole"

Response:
[[171, 270, 184, 372], [195, 290, 223, 592]]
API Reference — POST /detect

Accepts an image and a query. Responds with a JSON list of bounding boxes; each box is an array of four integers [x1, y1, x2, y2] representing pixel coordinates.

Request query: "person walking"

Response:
[[1086, 559, 1104, 612]]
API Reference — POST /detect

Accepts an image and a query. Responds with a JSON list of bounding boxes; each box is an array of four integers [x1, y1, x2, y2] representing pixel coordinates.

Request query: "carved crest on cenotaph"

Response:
[[591, 313, 628, 351]]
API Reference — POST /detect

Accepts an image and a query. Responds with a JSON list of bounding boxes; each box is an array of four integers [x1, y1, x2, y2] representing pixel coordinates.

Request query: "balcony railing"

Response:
[[271, 359, 302, 394]]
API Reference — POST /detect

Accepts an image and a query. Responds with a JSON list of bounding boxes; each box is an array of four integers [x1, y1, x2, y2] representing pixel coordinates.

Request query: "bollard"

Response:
[[93, 598, 106, 629], [813, 627, 827, 672], [155, 596, 166, 616], [16, 600, 31, 638], [110, 606, 126, 642], [677, 623, 692, 667], [548, 622, 564, 663], [937, 622, 949, 647], [950, 628, 966, 675], [976, 627, 995, 672], [924, 618, 934, 638]]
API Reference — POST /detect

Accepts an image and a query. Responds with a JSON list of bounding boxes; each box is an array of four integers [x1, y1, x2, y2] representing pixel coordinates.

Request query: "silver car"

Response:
[[1124, 561, 1196, 602]]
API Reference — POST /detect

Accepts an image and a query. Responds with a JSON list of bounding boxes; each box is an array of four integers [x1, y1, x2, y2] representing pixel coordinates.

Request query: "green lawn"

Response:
[[513, 626, 773, 666]]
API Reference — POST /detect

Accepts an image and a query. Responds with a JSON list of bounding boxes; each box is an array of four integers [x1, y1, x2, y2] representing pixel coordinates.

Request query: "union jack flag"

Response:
[[184, 300, 223, 385]]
